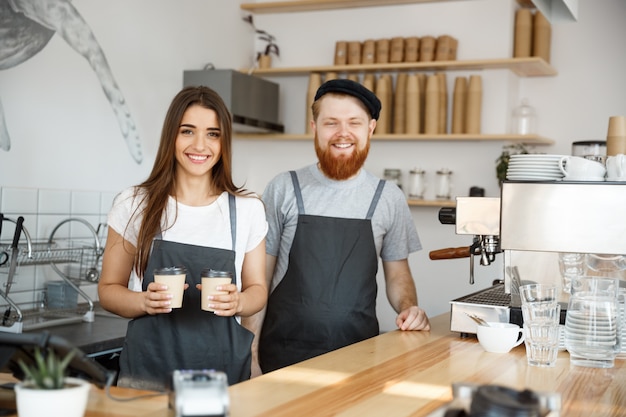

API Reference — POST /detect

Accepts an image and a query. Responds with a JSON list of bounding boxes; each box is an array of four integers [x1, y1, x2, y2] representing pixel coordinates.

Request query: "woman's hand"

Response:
[[196, 283, 240, 316], [145, 282, 189, 315]]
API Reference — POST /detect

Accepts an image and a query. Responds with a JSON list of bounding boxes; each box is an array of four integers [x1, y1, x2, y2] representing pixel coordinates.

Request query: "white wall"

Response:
[[0, 0, 252, 192], [1, 0, 625, 331]]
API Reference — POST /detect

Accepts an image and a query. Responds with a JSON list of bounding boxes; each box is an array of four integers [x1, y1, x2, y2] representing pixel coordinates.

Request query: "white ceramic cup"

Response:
[[476, 322, 525, 353], [606, 154, 626, 180], [559, 156, 606, 179]]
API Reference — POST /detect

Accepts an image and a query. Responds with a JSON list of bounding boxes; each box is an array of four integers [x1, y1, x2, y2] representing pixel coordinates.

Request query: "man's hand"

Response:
[[396, 305, 430, 331]]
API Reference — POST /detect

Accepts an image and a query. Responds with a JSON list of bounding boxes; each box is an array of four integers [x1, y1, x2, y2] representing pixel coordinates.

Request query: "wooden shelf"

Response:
[[408, 198, 455, 208], [234, 133, 554, 145], [244, 57, 556, 77], [241, 0, 461, 14], [241, 0, 540, 14]]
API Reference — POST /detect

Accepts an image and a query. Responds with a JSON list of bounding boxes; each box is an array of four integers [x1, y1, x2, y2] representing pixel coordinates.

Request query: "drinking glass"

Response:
[[521, 303, 561, 324], [558, 252, 584, 294], [523, 322, 560, 367], [519, 284, 558, 305]]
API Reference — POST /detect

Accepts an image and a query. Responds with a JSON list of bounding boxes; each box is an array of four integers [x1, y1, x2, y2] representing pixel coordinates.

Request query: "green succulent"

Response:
[[17, 347, 76, 390]]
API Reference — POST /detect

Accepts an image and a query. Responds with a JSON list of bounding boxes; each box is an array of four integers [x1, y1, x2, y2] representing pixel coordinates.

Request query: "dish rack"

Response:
[[0, 217, 104, 333]]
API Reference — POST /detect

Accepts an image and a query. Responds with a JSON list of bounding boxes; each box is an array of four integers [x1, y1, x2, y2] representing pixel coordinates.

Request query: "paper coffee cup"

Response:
[[154, 266, 187, 309], [607, 116, 626, 156], [607, 116, 626, 137], [201, 269, 233, 312]]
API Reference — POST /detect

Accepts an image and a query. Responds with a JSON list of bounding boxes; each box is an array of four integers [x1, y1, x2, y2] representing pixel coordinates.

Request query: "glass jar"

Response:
[[572, 140, 607, 165], [408, 168, 426, 199], [511, 98, 537, 135], [383, 169, 403, 190], [435, 168, 453, 200]]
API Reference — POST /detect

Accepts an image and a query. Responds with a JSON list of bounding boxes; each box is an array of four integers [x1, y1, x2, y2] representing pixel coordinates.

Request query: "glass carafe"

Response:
[[585, 253, 626, 279], [564, 276, 621, 368]]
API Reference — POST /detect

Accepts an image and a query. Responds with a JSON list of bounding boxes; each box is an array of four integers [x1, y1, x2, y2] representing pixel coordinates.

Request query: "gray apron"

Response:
[[259, 171, 385, 373], [118, 194, 254, 390]]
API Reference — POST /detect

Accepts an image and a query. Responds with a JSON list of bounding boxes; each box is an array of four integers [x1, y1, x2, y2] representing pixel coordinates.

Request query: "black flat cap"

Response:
[[314, 79, 381, 120]]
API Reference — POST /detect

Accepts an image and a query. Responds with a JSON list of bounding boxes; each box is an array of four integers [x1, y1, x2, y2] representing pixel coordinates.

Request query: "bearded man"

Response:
[[244, 79, 430, 375]]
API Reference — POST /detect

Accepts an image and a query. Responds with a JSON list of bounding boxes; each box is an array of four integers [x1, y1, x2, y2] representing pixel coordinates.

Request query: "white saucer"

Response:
[[507, 164, 562, 169], [606, 177, 626, 182], [506, 177, 561, 181], [509, 161, 562, 166], [510, 154, 565, 160], [507, 172, 563, 180], [508, 170, 562, 175]]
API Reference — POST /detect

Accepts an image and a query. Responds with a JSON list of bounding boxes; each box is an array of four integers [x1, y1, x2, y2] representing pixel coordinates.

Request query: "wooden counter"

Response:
[[3, 313, 626, 416]]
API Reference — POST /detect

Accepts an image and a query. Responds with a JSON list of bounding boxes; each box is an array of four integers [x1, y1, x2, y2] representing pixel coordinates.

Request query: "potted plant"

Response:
[[14, 347, 90, 417], [243, 15, 280, 69]]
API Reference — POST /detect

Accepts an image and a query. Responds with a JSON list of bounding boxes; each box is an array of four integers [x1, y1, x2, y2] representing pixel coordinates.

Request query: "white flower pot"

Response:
[[14, 377, 90, 417]]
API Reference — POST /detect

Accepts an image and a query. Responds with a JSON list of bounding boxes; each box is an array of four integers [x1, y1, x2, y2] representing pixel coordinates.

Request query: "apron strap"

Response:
[[228, 193, 236, 251], [228, 193, 238, 285], [365, 180, 386, 220], [289, 171, 306, 215]]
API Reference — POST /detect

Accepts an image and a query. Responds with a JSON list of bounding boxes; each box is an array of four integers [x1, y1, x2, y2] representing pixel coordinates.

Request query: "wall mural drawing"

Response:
[[0, 0, 143, 163]]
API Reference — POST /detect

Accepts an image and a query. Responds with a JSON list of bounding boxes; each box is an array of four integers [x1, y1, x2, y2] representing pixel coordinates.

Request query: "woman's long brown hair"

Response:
[[129, 86, 246, 278]]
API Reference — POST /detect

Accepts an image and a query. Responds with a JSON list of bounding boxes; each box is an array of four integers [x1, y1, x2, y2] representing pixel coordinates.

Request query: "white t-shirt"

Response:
[[108, 187, 268, 292]]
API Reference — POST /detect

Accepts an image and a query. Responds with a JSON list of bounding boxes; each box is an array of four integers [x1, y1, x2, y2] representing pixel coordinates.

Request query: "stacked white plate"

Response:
[[506, 154, 565, 181]]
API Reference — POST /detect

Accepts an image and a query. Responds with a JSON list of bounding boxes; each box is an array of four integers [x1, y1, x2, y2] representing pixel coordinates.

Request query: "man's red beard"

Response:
[[315, 135, 370, 180]]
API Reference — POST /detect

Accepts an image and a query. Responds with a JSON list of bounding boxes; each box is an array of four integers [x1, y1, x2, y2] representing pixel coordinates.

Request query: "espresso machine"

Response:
[[431, 197, 510, 336], [435, 181, 626, 336]]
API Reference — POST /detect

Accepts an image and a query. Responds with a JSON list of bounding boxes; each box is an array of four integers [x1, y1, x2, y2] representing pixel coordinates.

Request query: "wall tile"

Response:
[[3, 265, 37, 296], [71, 191, 101, 215], [0, 187, 38, 214], [39, 214, 72, 242], [38, 189, 71, 214]]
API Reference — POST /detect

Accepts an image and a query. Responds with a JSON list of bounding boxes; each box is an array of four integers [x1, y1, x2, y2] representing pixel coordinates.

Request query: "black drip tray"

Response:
[[453, 284, 511, 307]]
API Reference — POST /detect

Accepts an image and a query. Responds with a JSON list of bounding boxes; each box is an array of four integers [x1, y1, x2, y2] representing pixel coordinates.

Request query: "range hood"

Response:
[[183, 69, 284, 133]]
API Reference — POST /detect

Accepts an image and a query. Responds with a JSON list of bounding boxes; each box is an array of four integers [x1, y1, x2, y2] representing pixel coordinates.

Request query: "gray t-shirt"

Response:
[[263, 164, 422, 292]]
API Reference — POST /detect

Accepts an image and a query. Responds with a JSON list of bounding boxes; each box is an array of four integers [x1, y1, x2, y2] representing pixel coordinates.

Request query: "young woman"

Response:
[[98, 86, 267, 390]]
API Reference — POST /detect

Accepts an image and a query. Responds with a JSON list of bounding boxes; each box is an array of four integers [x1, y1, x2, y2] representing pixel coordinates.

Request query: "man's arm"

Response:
[[241, 254, 276, 378], [382, 259, 430, 331]]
